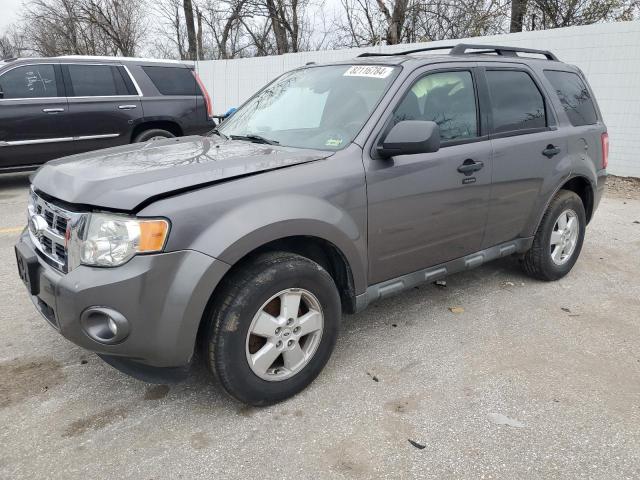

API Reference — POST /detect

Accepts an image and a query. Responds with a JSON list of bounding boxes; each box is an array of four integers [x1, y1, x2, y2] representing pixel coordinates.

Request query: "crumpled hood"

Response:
[[32, 135, 330, 211]]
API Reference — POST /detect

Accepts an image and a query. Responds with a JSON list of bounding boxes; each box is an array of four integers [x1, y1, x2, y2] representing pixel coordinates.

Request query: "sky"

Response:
[[0, 0, 22, 32]]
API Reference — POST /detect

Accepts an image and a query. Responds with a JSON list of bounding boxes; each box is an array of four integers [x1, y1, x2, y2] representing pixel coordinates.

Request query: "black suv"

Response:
[[0, 56, 215, 172]]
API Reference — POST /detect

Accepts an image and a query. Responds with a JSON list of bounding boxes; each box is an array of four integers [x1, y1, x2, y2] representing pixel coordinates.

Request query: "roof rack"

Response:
[[357, 43, 559, 61], [55, 55, 191, 65], [358, 45, 455, 57], [450, 44, 558, 60]]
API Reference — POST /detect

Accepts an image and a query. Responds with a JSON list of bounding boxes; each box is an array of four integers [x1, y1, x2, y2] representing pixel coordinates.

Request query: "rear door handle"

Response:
[[457, 159, 484, 176], [542, 144, 561, 158], [42, 108, 65, 113], [118, 104, 137, 110]]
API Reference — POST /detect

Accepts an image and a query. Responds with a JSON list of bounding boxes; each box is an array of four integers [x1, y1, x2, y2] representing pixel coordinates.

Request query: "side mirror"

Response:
[[377, 120, 440, 158]]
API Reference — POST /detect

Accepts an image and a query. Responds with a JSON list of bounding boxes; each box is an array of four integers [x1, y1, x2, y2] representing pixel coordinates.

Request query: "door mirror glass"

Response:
[[378, 120, 440, 158]]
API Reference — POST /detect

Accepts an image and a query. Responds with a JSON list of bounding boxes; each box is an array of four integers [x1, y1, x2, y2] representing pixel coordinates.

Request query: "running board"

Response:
[[355, 237, 534, 312]]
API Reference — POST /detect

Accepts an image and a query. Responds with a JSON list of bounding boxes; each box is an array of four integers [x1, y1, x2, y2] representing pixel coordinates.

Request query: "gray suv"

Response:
[[15, 44, 607, 405], [0, 56, 214, 172]]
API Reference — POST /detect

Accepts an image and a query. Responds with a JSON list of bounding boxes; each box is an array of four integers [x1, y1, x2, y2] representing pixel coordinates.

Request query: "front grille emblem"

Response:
[[28, 214, 48, 240]]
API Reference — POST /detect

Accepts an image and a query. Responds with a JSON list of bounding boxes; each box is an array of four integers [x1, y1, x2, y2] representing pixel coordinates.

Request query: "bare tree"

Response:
[[258, 0, 307, 53], [415, 0, 510, 41], [525, 0, 639, 29], [183, 0, 199, 58], [79, 0, 148, 55], [510, 0, 527, 31], [18, 0, 146, 56], [334, 0, 509, 47], [202, 0, 251, 58], [0, 26, 29, 58], [153, 0, 188, 58]]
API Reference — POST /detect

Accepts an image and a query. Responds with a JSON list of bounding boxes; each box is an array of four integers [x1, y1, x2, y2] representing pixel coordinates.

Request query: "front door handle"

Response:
[[118, 104, 137, 110], [42, 108, 65, 113], [457, 159, 484, 176], [542, 144, 561, 158]]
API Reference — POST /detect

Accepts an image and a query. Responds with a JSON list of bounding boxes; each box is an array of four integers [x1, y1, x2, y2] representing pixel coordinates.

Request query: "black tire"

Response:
[[522, 189, 586, 281], [205, 252, 341, 406], [133, 129, 175, 143]]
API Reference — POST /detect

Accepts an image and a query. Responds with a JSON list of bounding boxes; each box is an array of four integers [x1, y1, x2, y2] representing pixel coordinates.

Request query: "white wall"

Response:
[[196, 21, 640, 177]]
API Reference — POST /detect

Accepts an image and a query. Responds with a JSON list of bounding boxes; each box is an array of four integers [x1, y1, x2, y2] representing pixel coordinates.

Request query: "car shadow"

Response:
[[0, 172, 31, 190]]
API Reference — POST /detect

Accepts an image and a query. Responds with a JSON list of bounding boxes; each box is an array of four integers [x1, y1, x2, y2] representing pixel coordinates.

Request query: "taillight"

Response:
[[601, 132, 609, 169], [193, 70, 213, 119]]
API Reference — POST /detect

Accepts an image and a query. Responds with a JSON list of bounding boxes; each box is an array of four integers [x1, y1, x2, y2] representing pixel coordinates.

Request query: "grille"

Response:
[[28, 190, 75, 272]]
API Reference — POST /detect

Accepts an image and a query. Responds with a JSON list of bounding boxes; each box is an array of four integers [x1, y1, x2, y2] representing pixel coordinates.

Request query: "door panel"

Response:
[[0, 63, 72, 168], [65, 96, 141, 153], [366, 142, 492, 284], [480, 65, 568, 247], [62, 64, 141, 155], [365, 65, 492, 285], [483, 130, 567, 247]]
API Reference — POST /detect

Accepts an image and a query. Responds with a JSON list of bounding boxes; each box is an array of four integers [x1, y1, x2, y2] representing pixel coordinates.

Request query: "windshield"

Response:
[[217, 64, 399, 150]]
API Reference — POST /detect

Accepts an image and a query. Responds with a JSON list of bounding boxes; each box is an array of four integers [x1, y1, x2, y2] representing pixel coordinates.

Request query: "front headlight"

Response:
[[80, 213, 170, 267]]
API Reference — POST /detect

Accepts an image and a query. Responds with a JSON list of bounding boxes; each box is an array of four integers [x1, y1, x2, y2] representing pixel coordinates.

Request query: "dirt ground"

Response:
[[606, 174, 640, 199]]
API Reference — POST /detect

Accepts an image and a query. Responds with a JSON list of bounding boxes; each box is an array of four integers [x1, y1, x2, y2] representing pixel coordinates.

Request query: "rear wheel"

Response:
[[133, 128, 175, 143], [205, 252, 341, 405], [522, 189, 586, 281]]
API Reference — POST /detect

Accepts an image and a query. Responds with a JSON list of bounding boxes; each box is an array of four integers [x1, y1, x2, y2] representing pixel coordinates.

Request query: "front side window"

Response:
[[486, 70, 546, 134], [0, 64, 59, 99], [218, 65, 400, 150], [544, 70, 598, 126], [393, 71, 478, 141], [67, 64, 128, 97]]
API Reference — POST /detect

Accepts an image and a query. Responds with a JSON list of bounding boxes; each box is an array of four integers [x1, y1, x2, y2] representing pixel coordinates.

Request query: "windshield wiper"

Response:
[[209, 128, 228, 140], [230, 134, 279, 145]]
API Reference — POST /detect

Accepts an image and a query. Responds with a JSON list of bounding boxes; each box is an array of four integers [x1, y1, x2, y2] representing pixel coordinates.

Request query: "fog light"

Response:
[[80, 307, 130, 344]]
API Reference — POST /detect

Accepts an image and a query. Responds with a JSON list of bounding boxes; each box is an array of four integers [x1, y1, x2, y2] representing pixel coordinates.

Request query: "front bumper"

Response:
[[16, 230, 229, 372]]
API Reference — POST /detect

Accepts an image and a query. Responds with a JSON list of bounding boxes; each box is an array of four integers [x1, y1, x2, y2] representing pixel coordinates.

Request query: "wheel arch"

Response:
[[219, 234, 359, 314], [193, 234, 359, 362], [561, 176, 595, 224], [131, 119, 183, 141], [534, 174, 595, 234]]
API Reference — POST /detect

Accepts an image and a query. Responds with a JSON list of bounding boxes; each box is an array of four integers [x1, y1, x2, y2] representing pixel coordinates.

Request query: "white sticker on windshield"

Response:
[[344, 65, 394, 79]]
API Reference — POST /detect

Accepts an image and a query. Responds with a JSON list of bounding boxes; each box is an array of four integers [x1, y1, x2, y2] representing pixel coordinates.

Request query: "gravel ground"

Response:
[[606, 175, 640, 200], [1, 173, 639, 480]]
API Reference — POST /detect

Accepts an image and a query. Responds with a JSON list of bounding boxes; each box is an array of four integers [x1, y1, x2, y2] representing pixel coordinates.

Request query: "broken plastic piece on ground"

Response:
[[408, 439, 426, 449]]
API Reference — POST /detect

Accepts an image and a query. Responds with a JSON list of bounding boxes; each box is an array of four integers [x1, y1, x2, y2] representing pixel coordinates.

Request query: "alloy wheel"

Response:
[[245, 288, 324, 381]]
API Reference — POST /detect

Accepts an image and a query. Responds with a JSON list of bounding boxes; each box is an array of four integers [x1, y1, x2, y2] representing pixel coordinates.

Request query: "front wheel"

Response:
[[205, 252, 341, 405], [522, 189, 586, 281]]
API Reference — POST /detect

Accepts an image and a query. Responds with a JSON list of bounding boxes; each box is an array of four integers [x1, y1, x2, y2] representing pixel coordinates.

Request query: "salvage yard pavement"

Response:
[[1, 173, 639, 479]]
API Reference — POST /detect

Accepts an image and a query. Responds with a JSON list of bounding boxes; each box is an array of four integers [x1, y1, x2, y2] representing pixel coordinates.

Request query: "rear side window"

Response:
[[67, 64, 129, 96], [0, 64, 59, 99], [486, 70, 546, 134], [142, 66, 197, 96], [544, 70, 598, 126]]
